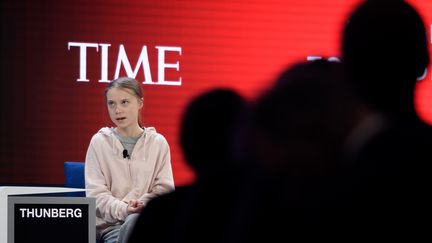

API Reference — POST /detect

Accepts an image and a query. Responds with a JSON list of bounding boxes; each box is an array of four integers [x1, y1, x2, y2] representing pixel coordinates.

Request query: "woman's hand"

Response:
[[127, 199, 144, 214]]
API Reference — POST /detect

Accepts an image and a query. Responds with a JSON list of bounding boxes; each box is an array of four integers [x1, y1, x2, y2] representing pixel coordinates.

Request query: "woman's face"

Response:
[[106, 87, 143, 129]]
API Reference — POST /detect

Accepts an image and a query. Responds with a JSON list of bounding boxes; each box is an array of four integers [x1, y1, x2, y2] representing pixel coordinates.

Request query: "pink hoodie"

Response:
[[85, 127, 175, 237]]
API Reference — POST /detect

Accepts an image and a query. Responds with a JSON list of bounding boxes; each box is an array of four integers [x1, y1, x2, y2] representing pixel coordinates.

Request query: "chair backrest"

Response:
[[64, 161, 86, 197]]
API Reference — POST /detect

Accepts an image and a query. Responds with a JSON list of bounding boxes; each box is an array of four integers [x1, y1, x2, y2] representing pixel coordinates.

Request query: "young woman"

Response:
[[85, 77, 175, 243]]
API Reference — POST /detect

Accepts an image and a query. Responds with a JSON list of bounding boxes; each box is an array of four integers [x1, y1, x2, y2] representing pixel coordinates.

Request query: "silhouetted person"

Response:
[[237, 59, 368, 241], [343, 0, 428, 119], [249, 60, 365, 176], [341, 0, 431, 237], [127, 89, 249, 243]]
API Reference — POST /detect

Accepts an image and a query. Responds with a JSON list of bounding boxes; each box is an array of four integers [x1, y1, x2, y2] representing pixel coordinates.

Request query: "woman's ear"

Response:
[[139, 98, 144, 109]]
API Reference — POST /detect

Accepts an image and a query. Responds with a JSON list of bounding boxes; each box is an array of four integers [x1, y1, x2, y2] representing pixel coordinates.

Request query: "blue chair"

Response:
[[64, 161, 86, 197]]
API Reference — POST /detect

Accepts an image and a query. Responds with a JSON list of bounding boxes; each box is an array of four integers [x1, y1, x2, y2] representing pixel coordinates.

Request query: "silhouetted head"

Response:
[[342, 0, 429, 118], [180, 89, 248, 178], [249, 60, 362, 176]]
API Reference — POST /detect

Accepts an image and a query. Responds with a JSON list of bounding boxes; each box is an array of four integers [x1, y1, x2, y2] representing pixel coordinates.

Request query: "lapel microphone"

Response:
[[123, 149, 130, 159]]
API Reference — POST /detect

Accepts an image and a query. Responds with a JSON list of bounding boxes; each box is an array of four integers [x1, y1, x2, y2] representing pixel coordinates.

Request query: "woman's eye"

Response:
[[122, 100, 129, 105]]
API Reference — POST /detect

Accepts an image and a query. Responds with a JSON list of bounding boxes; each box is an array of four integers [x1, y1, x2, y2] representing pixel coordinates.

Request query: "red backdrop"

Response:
[[1, 0, 431, 186]]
